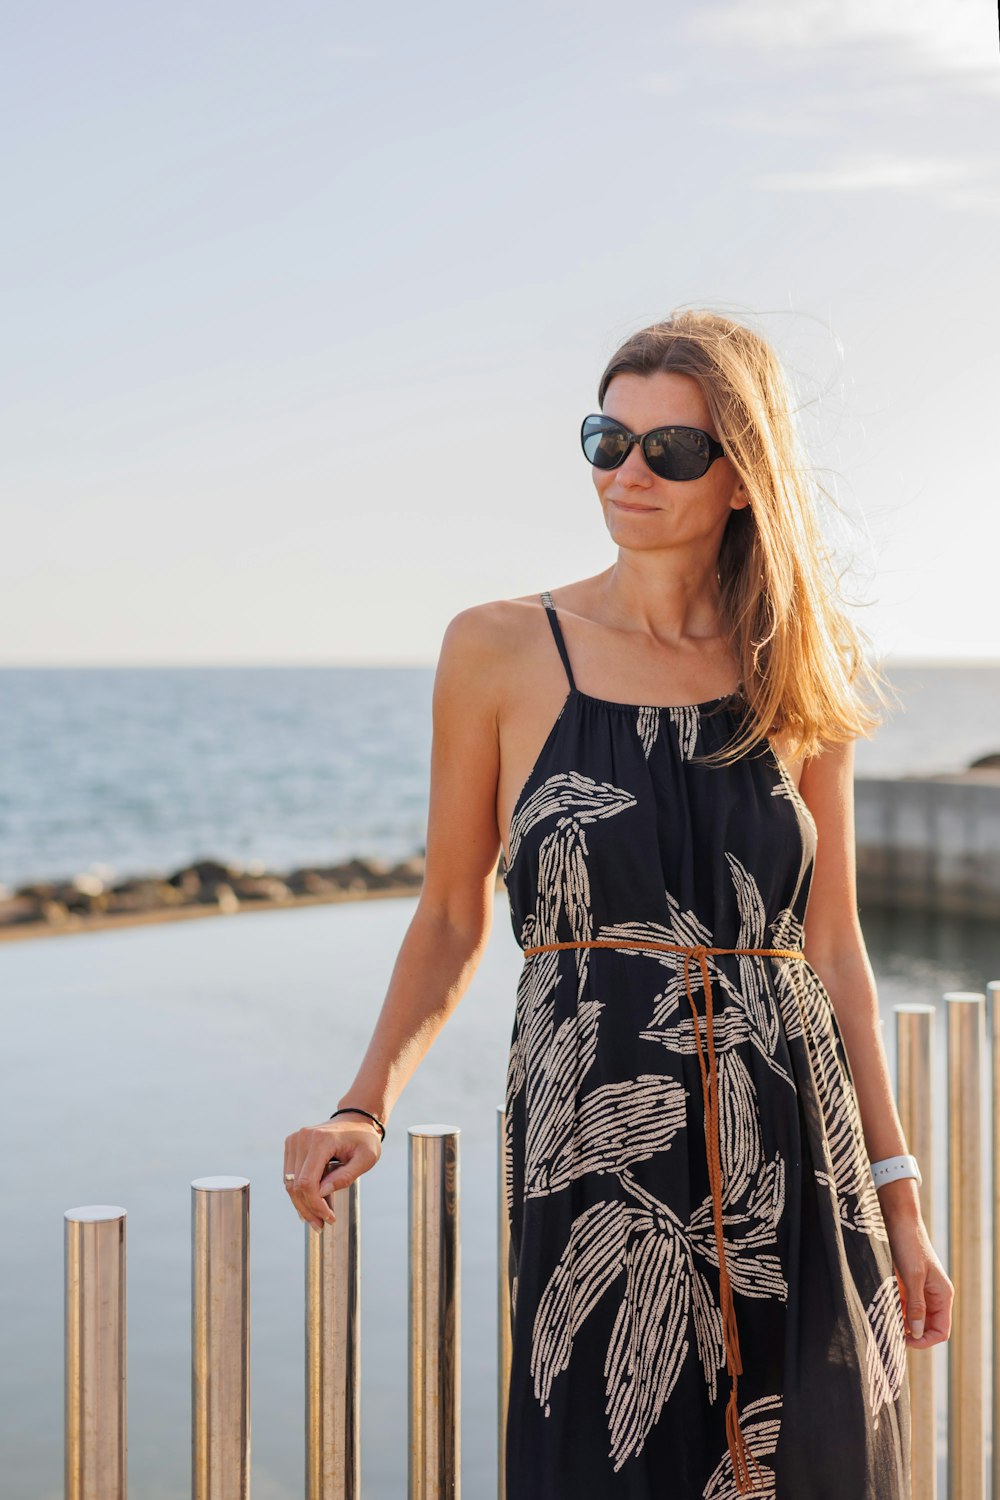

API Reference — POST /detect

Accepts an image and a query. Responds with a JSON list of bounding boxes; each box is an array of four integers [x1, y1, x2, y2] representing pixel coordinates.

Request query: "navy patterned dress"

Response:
[[501, 591, 910, 1498]]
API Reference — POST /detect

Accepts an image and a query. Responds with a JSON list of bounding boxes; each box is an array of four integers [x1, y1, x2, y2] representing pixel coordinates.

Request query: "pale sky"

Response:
[[2, 0, 998, 665]]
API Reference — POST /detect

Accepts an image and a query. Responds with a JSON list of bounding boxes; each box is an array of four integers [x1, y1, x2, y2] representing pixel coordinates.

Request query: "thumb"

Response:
[[318, 1148, 367, 1196], [903, 1272, 927, 1340]]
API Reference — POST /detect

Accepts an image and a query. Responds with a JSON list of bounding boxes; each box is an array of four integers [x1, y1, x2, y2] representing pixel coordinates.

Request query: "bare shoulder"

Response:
[[433, 593, 551, 712]]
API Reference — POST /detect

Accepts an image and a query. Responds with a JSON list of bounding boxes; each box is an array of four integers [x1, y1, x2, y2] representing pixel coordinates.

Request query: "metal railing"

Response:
[[63, 979, 998, 1498]]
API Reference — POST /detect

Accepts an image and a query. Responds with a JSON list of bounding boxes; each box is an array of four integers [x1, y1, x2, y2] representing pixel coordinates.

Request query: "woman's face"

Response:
[[592, 371, 748, 554]]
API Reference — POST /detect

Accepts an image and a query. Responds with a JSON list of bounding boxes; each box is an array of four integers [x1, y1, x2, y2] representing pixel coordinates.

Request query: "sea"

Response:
[[1, 661, 999, 890], [2, 663, 999, 1495]]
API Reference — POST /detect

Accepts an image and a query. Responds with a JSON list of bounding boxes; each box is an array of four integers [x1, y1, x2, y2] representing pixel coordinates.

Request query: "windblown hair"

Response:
[[597, 309, 896, 767]]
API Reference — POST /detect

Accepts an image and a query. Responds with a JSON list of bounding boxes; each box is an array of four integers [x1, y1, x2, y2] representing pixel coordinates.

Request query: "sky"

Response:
[[2, 0, 998, 666]]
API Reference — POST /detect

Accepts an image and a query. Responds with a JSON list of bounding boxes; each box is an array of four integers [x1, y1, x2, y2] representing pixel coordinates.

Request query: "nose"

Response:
[[614, 443, 654, 487]]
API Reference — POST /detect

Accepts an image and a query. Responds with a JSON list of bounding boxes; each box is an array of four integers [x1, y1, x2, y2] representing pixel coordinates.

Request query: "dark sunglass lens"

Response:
[[582, 417, 629, 469], [644, 427, 710, 480]]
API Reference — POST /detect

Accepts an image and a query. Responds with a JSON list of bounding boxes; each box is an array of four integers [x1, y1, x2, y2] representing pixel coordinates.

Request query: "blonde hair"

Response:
[[597, 309, 897, 767]]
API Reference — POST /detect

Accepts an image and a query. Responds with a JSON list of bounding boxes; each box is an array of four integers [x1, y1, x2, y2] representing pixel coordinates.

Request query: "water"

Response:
[[1, 662, 999, 891], [2, 660, 998, 1494], [1, 893, 992, 1498], [0, 667, 435, 889]]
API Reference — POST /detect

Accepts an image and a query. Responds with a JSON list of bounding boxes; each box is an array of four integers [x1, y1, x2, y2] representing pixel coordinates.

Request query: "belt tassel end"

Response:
[[726, 1380, 765, 1494]]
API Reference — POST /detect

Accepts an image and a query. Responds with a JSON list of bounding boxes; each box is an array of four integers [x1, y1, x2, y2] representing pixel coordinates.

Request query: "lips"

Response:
[[611, 499, 657, 513]]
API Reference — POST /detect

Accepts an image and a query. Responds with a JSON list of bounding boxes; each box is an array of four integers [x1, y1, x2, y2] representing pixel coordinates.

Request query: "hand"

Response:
[[283, 1117, 383, 1232], [883, 1202, 953, 1349]]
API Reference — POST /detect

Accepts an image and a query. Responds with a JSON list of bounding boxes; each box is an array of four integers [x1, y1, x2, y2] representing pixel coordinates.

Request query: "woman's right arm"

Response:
[[284, 604, 506, 1231]]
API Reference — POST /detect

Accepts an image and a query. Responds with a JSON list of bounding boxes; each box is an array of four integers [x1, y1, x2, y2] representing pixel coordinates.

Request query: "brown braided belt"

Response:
[[520, 936, 809, 1495]]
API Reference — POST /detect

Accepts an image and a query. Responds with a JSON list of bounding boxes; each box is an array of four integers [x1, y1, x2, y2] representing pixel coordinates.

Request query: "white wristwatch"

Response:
[[870, 1153, 922, 1188]]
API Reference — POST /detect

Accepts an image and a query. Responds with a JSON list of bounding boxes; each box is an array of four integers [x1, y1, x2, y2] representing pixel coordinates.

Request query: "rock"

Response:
[[336, 856, 397, 890], [285, 869, 341, 896], [214, 884, 240, 914], [0, 847, 438, 938], [193, 880, 238, 910], [16, 880, 66, 902], [968, 751, 1000, 770], [106, 879, 187, 913], [166, 859, 236, 891], [16, 880, 105, 915], [41, 899, 73, 925], [286, 861, 388, 894], [167, 869, 202, 900], [229, 875, 292, 902], [0, 894, 45, 927], [166, 859, 243, 903]]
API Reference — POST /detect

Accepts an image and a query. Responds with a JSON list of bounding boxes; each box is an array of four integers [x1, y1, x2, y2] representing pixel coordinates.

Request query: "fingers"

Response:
[[912, 1264, 954, 1346], [282, 1137, 307, 1227], [283, 1125, 381, 1234], [283, 1127, 335, 1232], [901, 1261, 954, 1348]]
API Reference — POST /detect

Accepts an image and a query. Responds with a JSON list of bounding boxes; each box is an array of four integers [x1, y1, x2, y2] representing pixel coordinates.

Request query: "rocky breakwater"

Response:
[[0, 854, 508, 941]]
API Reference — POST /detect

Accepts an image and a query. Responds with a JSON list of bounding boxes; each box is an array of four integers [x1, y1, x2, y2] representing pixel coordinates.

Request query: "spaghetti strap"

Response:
[[539, 591, 577, 692]]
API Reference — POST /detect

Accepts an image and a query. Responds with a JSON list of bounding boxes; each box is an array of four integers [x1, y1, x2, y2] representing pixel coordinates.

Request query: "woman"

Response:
[[284, 311, 952, 1497]]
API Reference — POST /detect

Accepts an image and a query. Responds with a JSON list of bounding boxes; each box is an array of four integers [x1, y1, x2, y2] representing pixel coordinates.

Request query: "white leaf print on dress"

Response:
[[719, 837, 889, 1246], [604, 1215, 693, 1466], [789, 961, 890, 1242], [669, 704, 702, 761], [716, 1047, 764, 1202], [529, 1165, 786, 1470], [600, 892, 795, 1093], [508, 771, 636, 999], [507, 771, 637, 873], [519, 985, 690, 1198], [530, 1197, 648, 1419], [864, 1273, 908, 1427], [687, 1152, 788, 1301], [703, 1392, 782, 1499], [506, 936, 560, 1102], [530, 1185, 695, 1468], [636, 705, 660, 760], [505, 942, 689, 1225], [768, 904, 808, 1044], [726, 852, 782, 1059], [768, 749, 817, 913], [633, 703, 700, 761]]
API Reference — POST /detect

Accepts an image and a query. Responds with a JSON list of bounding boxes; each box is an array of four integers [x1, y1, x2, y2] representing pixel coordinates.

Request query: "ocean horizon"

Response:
[[2, 661, 999, 892]]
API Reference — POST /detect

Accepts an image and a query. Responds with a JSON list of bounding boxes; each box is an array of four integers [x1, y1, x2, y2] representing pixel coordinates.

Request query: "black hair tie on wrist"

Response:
[[330, 1106, 386, 1141]]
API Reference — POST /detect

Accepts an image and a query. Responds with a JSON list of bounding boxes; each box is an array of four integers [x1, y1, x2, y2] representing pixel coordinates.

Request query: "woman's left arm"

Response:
[[797, 736, 953, 1350]]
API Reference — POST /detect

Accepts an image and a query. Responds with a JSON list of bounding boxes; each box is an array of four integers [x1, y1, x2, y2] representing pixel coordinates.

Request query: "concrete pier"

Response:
[[855, 773, 1000, 918]]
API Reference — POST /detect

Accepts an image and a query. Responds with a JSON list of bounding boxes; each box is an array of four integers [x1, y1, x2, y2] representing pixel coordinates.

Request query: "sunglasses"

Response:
[[580, 413, 727, 482]]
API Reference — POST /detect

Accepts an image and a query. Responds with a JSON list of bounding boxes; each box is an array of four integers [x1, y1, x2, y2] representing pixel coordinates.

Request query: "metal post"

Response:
[[408, 1125, 461, 1500], [191, 1175, 251, 1500], [496, 1107, 512, 1500], [894, 1005, 937, 1498], [945, 992, 985, 1500], [305, 1176, 362, 1499], [64, 1205, 128, 1500]]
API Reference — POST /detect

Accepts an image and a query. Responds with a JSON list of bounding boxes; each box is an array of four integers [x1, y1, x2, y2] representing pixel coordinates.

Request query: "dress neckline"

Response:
[[569, 685, 743, 714], [538, 591, 743, 716]]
